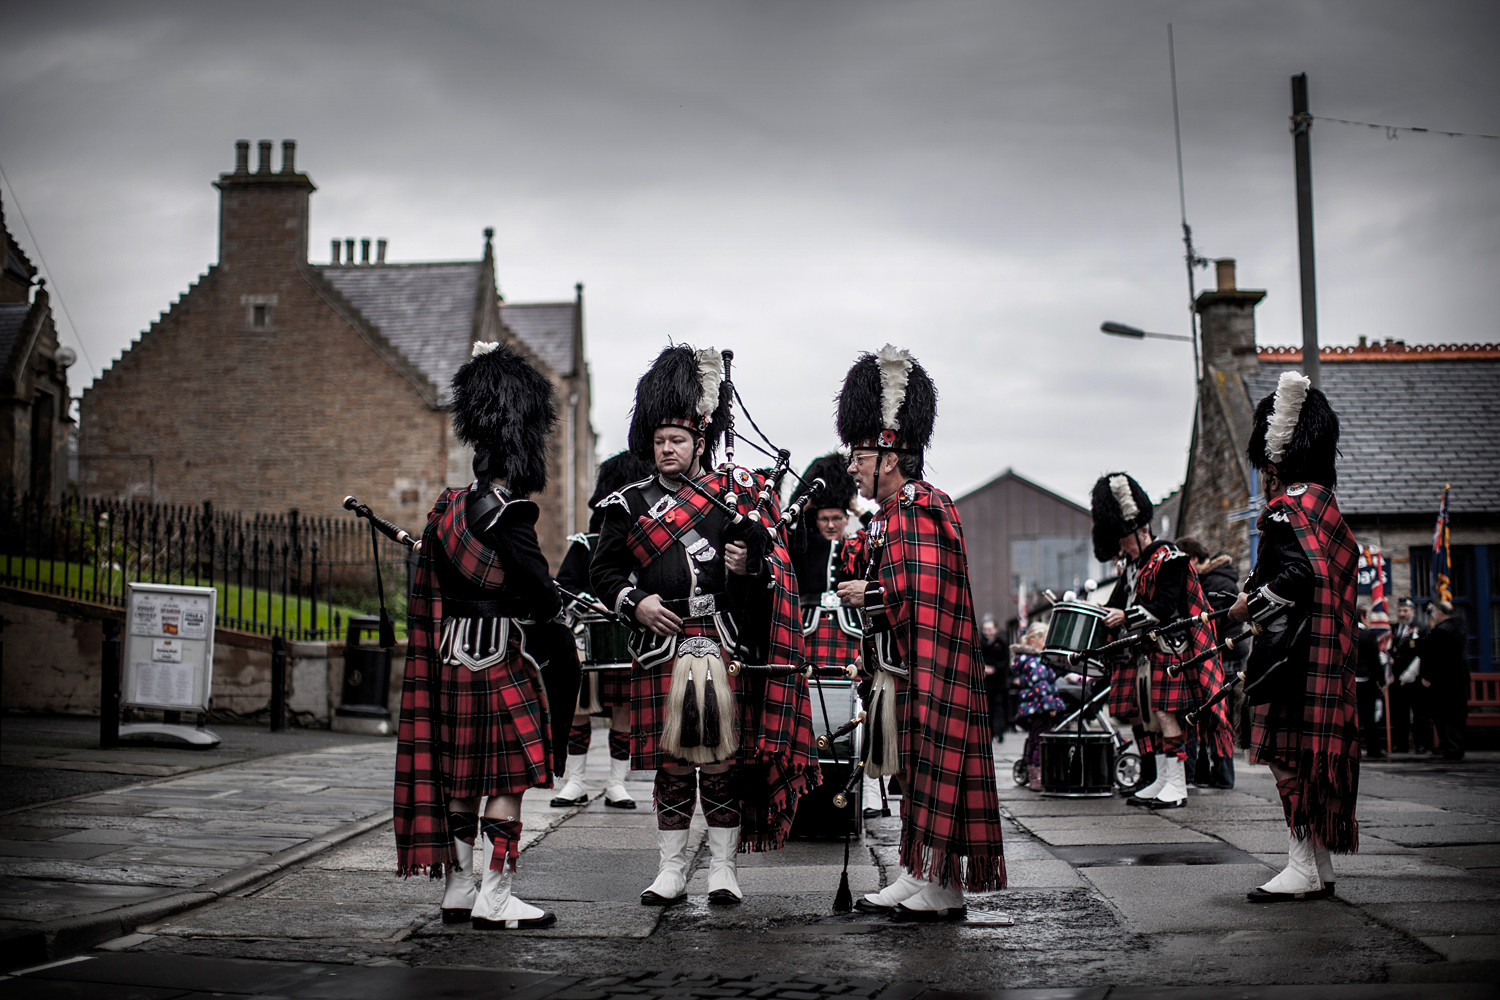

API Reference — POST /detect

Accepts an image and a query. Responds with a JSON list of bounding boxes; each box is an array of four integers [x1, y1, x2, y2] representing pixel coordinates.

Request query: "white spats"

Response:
[[1265, 370, 1311, 463], [894, 876, 966, 922], [440, 838, 477, 920], [706, 826, 743, 903], [876, 344, 914, 431], [695, 348, 724, 422], [641, 828, 692, 905], [855, 871, 926, 913], [1251, 830, 1323, 900], [471, 833, 555, 929], [471, 339, 500, 357], [1109, 474, 1138, 522], [550, 754, 589, 807], [603, 755, 635, 808], [1148, 756, 1188, 809]]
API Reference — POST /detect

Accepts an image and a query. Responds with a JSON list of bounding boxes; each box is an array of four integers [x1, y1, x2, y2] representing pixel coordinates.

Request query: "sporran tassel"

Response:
[[680, 669, 702, 748]]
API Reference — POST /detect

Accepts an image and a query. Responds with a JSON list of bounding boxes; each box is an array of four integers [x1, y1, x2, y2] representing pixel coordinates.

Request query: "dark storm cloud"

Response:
[[2, 0, 1495, 504]]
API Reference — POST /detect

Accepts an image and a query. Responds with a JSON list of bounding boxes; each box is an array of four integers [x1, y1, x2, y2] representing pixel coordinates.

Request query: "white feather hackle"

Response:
[[695, 348, 723, 421], [1266, 370, 1311, 463], [875, 344, 914, 431], [471, 340, 500, 357], [1109, 474, 1138, 522]]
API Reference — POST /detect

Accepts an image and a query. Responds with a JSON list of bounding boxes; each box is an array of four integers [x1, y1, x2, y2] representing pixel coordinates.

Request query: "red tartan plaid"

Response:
[[394, 488, 551, 879], [837, 531, 869, 579], [1106, 656, 1139, 720], [625, 474, 721, 568], [594, 669, 630, 707], [801, 609, 862, 673], [871, 481, 1005, 892], [438, 646, 551, 798], [1251, 483, 1361, 853], [627, 467, 819, 852]]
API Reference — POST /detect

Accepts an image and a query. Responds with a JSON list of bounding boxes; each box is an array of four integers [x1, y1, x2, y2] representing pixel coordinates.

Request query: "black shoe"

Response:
[[472, 909, 556, 929], [549, 793, 589, 807], [892, 902, 967, 923], [1313, 881, 1336, 898], [1125, 793, 1157, 807], [853, 898, 894, 915], [863, 806, 891, 819], [441, 908, 471, 924], [604, 796, 637, 809], [640, 890, 686, 907], [708, 889, 743, 905], [1148, 797, 1187, 810], [1246, 887, 1319, 903]]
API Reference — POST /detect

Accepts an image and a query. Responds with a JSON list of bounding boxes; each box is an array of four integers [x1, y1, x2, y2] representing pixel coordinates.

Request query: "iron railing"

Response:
[[1, 492, 411, 641]]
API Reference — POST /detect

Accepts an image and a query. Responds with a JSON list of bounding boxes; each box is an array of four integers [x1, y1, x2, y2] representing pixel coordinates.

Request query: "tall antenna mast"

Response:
[[1169, 24, 1207, 387]]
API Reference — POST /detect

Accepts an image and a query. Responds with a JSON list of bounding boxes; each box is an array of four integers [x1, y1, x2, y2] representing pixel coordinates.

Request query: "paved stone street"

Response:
[[2, 721, 1498, 997]]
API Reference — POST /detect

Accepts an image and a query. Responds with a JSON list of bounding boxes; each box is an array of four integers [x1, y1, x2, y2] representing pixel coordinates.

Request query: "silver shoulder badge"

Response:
[[733, 466, 755, 489], [1285, 483, 1308, 496], [597, 490, 629, 513], [899, 481, 917, 508], [1269, 509, 1291, 523]]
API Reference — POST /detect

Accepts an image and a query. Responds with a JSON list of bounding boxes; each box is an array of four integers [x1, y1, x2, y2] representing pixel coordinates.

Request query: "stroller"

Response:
[[1010, 677, 1141, 792]]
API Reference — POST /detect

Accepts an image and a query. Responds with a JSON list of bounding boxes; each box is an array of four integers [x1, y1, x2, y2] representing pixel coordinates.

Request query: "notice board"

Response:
[[122, 582, 217, 713]]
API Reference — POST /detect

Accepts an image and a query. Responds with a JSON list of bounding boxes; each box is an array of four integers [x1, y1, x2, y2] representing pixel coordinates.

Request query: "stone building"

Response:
[[1, 198, 73, 501], [79, 140, 594, 562], [1174, 258, 1500, 675]]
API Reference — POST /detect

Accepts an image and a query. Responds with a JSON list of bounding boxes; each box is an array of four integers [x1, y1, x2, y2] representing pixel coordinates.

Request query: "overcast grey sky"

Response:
[[3, 0, 1496, 505]]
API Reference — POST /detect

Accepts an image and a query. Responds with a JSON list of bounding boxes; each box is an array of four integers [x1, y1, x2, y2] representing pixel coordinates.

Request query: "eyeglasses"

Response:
[[849, 453, 879, 466]]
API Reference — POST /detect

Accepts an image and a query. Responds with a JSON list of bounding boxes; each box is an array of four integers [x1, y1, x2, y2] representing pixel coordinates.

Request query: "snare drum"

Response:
[[579, 614, 633, 670], [806, 678, 862, 762], [1043, 601, 1107, 670]]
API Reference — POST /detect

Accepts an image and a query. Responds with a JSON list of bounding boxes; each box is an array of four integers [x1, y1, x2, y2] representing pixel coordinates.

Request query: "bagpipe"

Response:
[[1065, 605, 1235, 668]]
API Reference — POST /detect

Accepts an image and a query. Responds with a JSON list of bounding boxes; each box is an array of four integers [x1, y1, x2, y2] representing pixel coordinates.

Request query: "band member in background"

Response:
[[1387, 598, 1427, 754], [1232, 371, 1360, 902], [394, 341, 573, 930], [789, 453, 868, 679], [1417, 599, 1469, 761], [1177, 536, 1240, 787], [834, 346, 1005, 921], [1093, 473, 1233, 810], [552, 450, 657, 809], [591, 345, 819, 907]]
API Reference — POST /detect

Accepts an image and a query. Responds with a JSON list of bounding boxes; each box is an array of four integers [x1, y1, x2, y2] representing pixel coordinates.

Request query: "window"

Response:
[[252, 304, 268, 327], [240, 294, 278, 331]]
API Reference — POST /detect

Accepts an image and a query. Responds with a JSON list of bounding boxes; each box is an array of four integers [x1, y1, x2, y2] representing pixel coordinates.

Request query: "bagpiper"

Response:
[[393, 341, 577, 930], [834, 346, 1006, 921], [590, 345, 820, 906], [1232, 371, 1360, 901], [788, 453, 868, 680]]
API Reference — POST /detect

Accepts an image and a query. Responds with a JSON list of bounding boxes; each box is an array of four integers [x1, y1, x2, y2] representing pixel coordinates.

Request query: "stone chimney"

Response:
[[1194, 257, 1265, 376], [214, 139, 316, 269]]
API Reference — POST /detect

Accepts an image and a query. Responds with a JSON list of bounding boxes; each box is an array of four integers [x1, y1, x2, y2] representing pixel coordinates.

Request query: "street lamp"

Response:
[[1099, 321, 1193, 343]]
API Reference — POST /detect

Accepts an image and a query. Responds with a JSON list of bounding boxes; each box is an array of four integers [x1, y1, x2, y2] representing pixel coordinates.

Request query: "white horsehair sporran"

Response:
[[661, 635, 738, 764]]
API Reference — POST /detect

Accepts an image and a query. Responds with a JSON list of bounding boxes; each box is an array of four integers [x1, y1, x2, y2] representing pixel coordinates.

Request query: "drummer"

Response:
[[1091, 472, 1234, 810], [552, 450, 656, 809]]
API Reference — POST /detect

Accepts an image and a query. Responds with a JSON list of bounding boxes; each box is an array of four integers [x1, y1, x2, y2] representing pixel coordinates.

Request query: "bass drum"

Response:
[[1038, 731, 1115, 798], [580, 614, 634, 670]]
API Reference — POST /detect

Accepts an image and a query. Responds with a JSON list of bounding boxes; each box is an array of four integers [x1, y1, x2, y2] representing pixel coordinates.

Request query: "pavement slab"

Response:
[[1078, 864, 1371, 934], [139, 896, 432, 940]]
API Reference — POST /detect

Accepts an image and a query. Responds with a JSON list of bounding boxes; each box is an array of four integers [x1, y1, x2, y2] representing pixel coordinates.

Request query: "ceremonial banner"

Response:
[[1432, 485, 1452, 604]]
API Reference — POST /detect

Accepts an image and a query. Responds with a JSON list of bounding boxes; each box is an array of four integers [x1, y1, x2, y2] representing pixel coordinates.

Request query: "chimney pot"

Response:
[[257, 140, 273, 174], [331, 240, 341, 265], [484, 227, 495, 241], [361, 239, 371, 265], [376, 239, 388, 264], [281, 140, 296, 174], [345, 239, 356, 264], [235, 140, 250, 174], [1215, 258, 1236, 291]]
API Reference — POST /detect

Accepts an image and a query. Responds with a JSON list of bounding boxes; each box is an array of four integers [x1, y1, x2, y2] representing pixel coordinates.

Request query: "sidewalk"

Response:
[[2, 723, 1498, 993], [0, 722, 397, 967]]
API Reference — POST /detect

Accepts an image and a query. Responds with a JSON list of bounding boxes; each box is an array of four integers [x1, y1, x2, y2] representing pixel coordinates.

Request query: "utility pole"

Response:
[[1291, 73, 1320, 389]]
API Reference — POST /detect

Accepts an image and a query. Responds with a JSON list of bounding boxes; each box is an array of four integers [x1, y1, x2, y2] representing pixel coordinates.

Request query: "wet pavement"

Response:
[[1, 718, 1498, 995]]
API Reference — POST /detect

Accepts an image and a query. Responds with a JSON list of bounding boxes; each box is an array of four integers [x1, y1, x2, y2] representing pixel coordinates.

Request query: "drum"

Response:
[[806, 678, 861, 762], [580, 614, 633, 670], [1043, 601, 1108, 671], [1038, 731, 1116, 797]]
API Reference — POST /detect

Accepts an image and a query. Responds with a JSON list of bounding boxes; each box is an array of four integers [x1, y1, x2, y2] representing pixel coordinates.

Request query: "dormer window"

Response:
[[241, 293, 278, 332]]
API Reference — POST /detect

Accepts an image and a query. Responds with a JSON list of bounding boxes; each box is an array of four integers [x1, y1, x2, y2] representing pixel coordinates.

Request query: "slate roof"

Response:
[[0, 302, 30, 371], [501, 302, 577, 377], [1244, 360, 1500, 516], [319, 263, 480, 402]]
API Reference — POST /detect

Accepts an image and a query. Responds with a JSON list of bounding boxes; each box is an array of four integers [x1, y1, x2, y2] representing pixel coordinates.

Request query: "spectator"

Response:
[[1387, 598, 1427, 753], [979, 617, 1010, 743], [1416, 600, 1470, 761], [1355, 606, 1387, 759], [1012, 622, 1063, 791], [1177, 536, 1239, 788]]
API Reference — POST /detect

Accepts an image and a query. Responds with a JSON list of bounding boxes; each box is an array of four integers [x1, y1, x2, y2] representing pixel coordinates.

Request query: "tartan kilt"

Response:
[[1149, 649, 1196, 713], [1250, 698, 1304, 765], [801, 609, 862, 673], [438, 648, 552, 798], [1107, 656, 1140, 720], [579, 668, 630, 713], [629, 621, 751, 770]]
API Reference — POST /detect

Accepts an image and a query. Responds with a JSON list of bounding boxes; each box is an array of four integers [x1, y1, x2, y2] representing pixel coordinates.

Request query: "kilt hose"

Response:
[[438, 647, 553, 799]]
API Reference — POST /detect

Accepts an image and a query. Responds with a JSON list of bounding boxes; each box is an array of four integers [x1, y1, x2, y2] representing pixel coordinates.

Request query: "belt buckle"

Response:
[[820, 591, 842, 610], [689, 593, 716, 617]]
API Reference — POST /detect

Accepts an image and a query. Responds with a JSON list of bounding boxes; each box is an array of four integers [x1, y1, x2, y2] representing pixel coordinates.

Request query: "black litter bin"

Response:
[[337, 615, 392, 722]]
